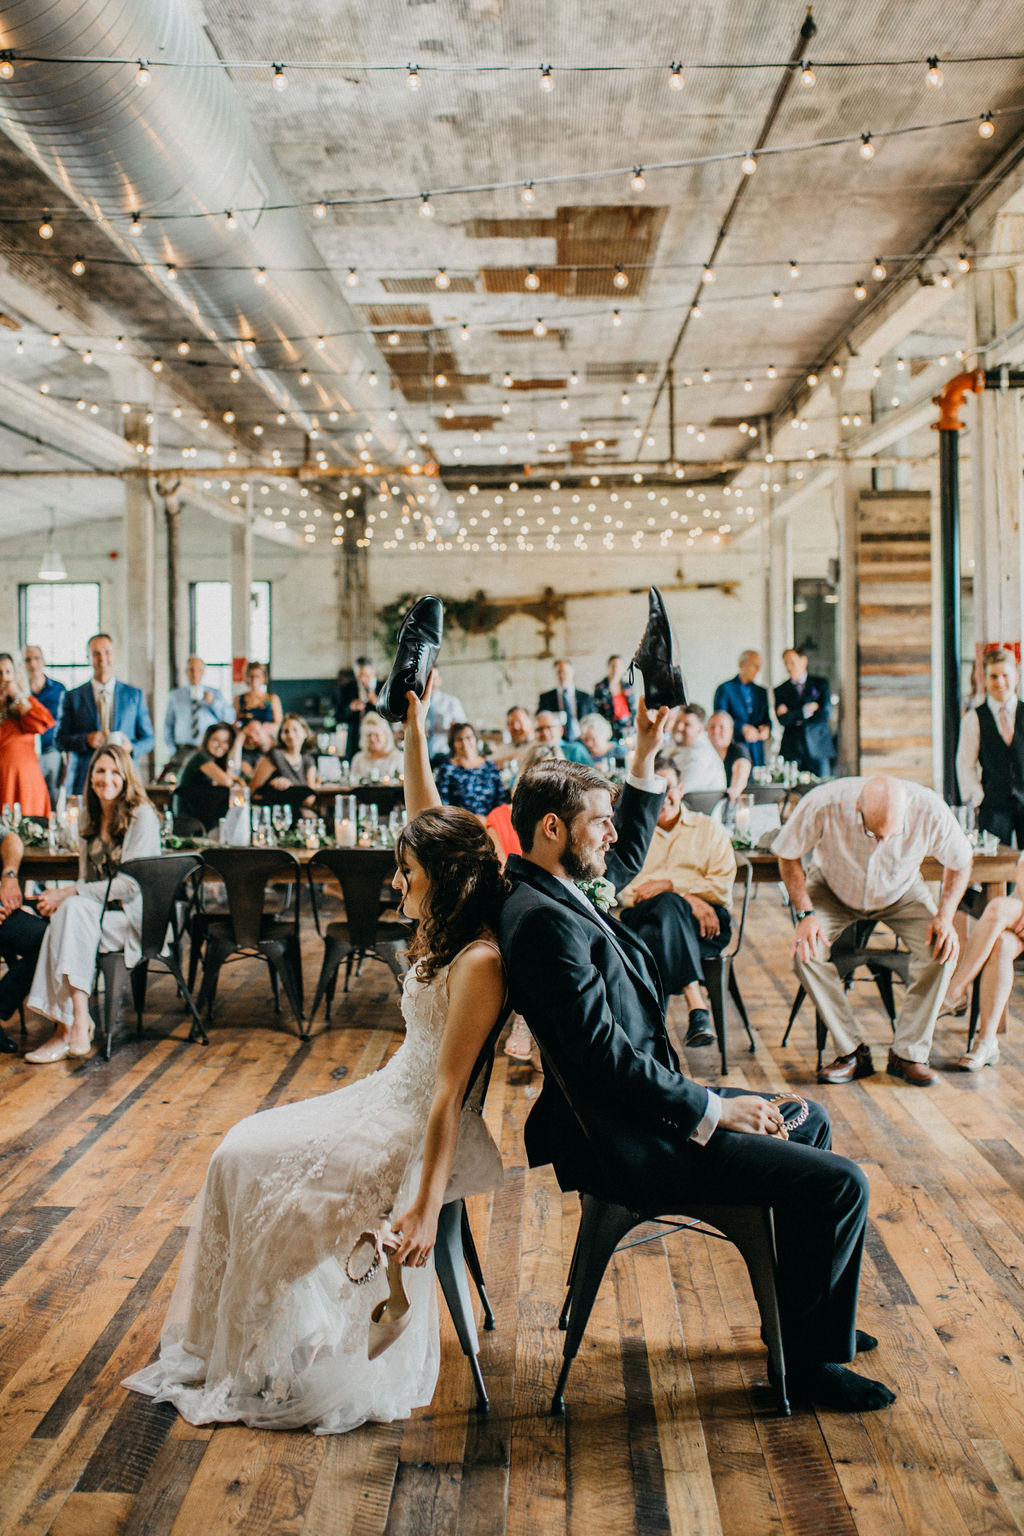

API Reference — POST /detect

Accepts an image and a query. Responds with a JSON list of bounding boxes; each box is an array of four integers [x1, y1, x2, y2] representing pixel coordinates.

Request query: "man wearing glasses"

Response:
[[774, 776, 973, 1086]]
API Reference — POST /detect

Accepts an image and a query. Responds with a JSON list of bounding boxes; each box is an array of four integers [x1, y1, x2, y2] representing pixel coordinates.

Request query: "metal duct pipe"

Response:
[[0, 0, 411, 461]]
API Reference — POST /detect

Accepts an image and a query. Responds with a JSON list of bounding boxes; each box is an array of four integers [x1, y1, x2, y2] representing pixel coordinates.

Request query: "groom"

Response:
[[498, 699, 895, 1413]]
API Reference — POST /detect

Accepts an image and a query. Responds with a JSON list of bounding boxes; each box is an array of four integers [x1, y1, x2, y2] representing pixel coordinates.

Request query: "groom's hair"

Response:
[[512, 760, 618, 852]]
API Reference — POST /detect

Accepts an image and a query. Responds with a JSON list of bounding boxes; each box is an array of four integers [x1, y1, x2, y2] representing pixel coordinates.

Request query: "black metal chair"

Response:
[[171, 815, 206, 838], [306, 848, 410, 1021], [782, 919, 909, 1071], [93, 854, 207, 1059], [703, 852, 755, 1074], [682, 790, 729, 817], [194, 847, 305, 1034], [748, 785, 789, 807]]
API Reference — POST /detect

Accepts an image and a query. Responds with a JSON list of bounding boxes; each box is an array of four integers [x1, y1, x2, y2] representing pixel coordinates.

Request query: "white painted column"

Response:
[[971, 385, 1024, 647], [764, 508, 793, 679], [122, 411, 157, 705], [834, 464, 871, 773]]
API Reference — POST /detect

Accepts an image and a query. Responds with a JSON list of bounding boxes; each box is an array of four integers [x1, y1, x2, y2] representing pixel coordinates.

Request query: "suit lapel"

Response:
[[111, 681, 122, 732]]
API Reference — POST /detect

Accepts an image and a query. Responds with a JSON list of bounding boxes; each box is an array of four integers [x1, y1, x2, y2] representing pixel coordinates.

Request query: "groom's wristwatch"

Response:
[[794, 908, 815, 921]]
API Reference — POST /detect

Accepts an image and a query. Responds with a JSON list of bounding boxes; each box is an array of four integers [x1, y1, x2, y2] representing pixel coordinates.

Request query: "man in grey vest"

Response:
[[956, 648, 1024, 847]]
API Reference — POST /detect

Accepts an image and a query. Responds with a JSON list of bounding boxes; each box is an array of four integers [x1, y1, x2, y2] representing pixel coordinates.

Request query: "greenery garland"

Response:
[[376, 590, 501, 652]]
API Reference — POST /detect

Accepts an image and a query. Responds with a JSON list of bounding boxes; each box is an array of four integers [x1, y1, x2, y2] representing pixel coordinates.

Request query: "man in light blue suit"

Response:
[[713, 649, 772, 768], [163, 655, 232, 756], [57, 633, 155, 795]]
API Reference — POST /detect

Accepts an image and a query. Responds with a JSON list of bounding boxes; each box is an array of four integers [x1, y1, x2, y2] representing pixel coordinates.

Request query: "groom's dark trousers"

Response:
[[498, 781, 869, 1370]]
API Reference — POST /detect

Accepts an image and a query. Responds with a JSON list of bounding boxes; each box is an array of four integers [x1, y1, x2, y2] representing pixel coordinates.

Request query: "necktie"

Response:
[[99, 687, 112, 733], [1000, 704, 1014, 746], [190, 694, 201, 740], [795, 679, 805, 699]]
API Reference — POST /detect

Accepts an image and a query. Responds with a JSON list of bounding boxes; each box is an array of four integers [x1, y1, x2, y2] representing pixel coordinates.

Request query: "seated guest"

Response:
[[434, 723, 506, 818], [775, 775, 972, 1086], [618, 757, 736, 1048], [0, 827, 48, 1053], [250, 713, 318, 813], [714, 650, 771, 767], [707, 711, 752, 802], [774, 647, 834, 777], [535, 710, 593, 764], [164, 656, 232, 760], [337, 655, 378, 761], [59, 633, 155, 796], [484, 801, 522, 862], [671, 704, 727, 793], [424, 670, 467, 760], [537, 658, 595, 743], [492, 705, 536, 769], [0, 653, 55, 815], [955, 648, 1024, 848], [25, 744, 161, 1063], [941, 851, 1024, 1070], [234, 662, 283, 732], [579, 713, 623, 771], [24, 645, 65, 805], [175, 722, 245, 831], [236, 717, 273, 780], [593, 653, 637, 740], [349, 712, 403, 781]]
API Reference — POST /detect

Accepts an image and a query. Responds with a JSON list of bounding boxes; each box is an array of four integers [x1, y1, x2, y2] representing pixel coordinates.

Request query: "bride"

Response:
[[123, 675, 508, 1432]]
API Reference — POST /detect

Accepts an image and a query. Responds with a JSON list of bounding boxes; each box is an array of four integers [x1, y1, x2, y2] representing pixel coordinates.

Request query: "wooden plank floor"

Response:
[[3, 893, 1024, 1535]]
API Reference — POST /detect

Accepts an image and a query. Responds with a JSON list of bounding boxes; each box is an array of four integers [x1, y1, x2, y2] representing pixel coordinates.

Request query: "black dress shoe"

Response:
[[377, 596, 444, 723], [684, 1007, 715, 1048], [0, 1026, 17, 1054], [629, 586, 687, 709]]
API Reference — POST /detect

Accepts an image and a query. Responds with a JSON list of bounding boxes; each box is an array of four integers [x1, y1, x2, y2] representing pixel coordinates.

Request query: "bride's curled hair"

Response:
[[395, 806, 508, 981]]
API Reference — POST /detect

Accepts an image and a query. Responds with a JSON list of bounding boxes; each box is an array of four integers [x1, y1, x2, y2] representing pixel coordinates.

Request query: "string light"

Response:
[[800, 60, 816, 86], [635, 370, 646, 383], [831, 362, 843, 377], [0, 54, 15, 81], [177, 339, 190, 355], [979, 111, 995, 138], [223, 410, 235, 424], [925, 56, 943, 88], [49, 333, 61, 347], [313, 200, 327, 219], [255, 266, 269, 284], [789, 260, 800, 279], [406, 64, 420, 90], [767, 363, 777, 378], [807, 371, 819, 386], [315, 335, 326, 349], [613, 265, 629, 289], [702, 265, 715, 283], [70, 257, 85, 276], [130, 210, 141, 232], [230, 366, 241, 380], [860, 133, 875, 159], [741, 153, 757, 175], [434, 267, 451, 289], [533, 317, 548, 336], [37, 212, 54, 239], [743, 378, 753, 392], [957, 251, 971, 272], [612, 309, 622, 326], [135, 59, 150, 87], [459, 323, 470, 340], [299, 370, 311, 385], [368, 370, 378, 384], [771, 290, 783, 308], [166, 263, 178, 280], [854, 279, 867, 298], [151, 358, 163, 373], [345, 267, 359, 286], [419, 193, 434, 218], [631, 167, 647, 191], [224, 210, 237, 230], [524, 266, 540, 291], [521, 182, 536, 204], [435, 371, 447, 387], [570, 369, 580, 385], [691, 302, 701, 318], [702, 368, 712, 383], [669, 62, 684, 90], [539, 65, 554, 92], [272, 63, 288, 91], [872, 257, 887, 280]]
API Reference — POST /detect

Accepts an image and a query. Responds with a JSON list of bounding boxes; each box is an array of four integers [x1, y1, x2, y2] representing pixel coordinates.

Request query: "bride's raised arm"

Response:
[[403, 671, 442, 820]]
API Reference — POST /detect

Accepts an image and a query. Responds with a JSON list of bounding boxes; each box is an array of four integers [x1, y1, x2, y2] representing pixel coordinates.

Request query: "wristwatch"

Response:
[[1, 868, 18, 879], [794, 908, 815, 921]]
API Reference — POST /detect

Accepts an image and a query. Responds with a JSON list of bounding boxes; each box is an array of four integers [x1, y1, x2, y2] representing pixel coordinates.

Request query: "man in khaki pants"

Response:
[[774, 777, 972, 1086]]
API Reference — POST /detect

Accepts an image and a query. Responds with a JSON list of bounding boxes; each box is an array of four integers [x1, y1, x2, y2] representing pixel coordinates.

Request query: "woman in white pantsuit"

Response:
[[25, 743, 160, 1063]]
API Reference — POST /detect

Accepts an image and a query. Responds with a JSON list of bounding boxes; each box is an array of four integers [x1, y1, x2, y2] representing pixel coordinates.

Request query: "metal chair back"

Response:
[[307, 847, 398, 950], [113, 854, 204, 960], [200, 846, 301, 949], [682, 790, 728, 816]]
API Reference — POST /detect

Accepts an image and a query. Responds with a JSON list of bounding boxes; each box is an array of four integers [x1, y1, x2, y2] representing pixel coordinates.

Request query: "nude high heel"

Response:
[[345, 1220, 413, 1360], [25, 1033, 72, 1064]]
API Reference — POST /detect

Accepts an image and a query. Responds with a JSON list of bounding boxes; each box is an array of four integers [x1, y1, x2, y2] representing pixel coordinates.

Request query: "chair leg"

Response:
[[968, 976, 981, 1049], [871, 967, 897, 1027], [689, 1204, 789, 1416], [704, 961, 729, 1076], [343, 951, 356, 993], [434, 1201, 489, 1412], [781, 985, 805, 1047], [18, 1002, 26, 1036], [553, 1195, 638, 1414], [269, 965, 281, 1012], [97, 953, 129, 1060], [815, 1011, 828, 1072], [728, 965, 756, 1053], [187, 926, 204, 995], [263, 941, 306, 1033], [164, 956, 208, 1045], [460, 1205, 495, 1330], [130, 962, 148, 1035], [197, 944, 227, 1023], [310, 940, 347, 1025], [558, 1220, 584, 1330]]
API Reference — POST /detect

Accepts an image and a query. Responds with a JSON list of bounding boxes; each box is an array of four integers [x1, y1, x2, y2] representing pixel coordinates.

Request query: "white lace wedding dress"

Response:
[[123, 943, 504, 1433]]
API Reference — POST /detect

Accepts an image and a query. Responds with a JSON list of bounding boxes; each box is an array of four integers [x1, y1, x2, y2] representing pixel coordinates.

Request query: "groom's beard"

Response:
[[561, 828, 606, 882]]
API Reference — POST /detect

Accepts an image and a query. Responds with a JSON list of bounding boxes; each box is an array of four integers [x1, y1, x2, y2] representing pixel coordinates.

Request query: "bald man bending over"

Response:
[[774, 776, 973, 1085]]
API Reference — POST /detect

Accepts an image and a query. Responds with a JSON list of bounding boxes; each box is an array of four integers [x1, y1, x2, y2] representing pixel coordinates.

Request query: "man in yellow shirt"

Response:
[[618, 755, 736, 1047]]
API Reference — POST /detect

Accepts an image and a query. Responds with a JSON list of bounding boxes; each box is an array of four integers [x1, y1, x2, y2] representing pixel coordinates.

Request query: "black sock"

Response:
[[788, 1362, 896, 1412]]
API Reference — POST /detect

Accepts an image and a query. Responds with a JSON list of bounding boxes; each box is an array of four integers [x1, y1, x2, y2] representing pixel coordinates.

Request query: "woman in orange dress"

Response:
[[0, 653, 54, 815]]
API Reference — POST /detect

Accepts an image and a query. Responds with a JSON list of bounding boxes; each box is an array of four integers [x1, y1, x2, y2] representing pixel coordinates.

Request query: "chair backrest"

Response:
[[172, 815, 206, 838], [749, 785, 788, 805], [200, 846, 301, 948], [727, 853, 754, 958], [308, 847, 398, 950], [462, 1000, 514, 1113], [683, 790, 728, 816], [117, 854, 204, 961]]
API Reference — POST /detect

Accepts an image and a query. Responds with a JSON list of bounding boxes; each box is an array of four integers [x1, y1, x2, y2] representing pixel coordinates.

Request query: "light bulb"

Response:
[[459, 323, 469, 340], [135, 59, 150, 87], [223, 410, 235, 424], [70, 257, 86, 276], [636, 370, 646, 383], [533, 318, 547, 337], [669, 62, 684, 90], [368, 371, 378, 385], [744, 378, 752, 392], [691, 303, 701, 318], [570, 370, 580, 385], [435, 267, 451, 289], [957, 252, 971, 273], [854, 280, 867, 299], [503, 372, 513, 387], [406, 64, 420, 90], [539, 65, 554, 92], [831, 362, 843, 377], [0, 54, 15, 81], [807, 372, 818, 386], [130, 211, 141, 232], [560, 396, 568, 409], [315, 335, 326, 351], [521, 182, 536, 204], [939, 271, 952, 288], [38, 216, 53, 240], [767, 363, 777, 378], [230, 367, 241, 380], [979, 112, 995, 138], [896, 356, 905, 370], [524, 266, 540, 291], [299, 370, 311, 385], [389, 332, 401, 347], [702, 368, 712, 383], [702, 265, 715, 283], [272, 63, 288, 91], [631, 167, 646, 191], [860, 133, 875, 159], [444, 403, 454, 419], [925, 56, 943, 88], [872, 258, 886, 280], [225, 210, 237, 230], [165, 263, 178, 280], [435, 372, 447, 387], [313, 200, 327, 220], [800, 61, 816, 87], [612, 309, 622, 326], [771, 290, 783, 308], [790, 260, 800, 279], [621, 390, 631, 404], [255, 267, 269, 285], [151, 358, 163, 373], [741, 153, 757, 175], [419, 193, 434, 218], [243, 338, 256, 353], [177, 339, 190, 355], [613, 266, 629, 289], [501, 399, 510, 413], [344, 267, 359, 288]]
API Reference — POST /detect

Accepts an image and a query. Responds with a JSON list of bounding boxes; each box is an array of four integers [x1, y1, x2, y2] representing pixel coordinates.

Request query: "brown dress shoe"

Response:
[[886, 1050, 937, 1087], [816, 1044, 874, 1084]]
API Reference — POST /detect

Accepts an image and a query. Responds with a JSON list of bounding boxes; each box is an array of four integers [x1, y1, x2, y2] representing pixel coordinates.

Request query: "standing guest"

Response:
[[337, 656, 378, 761], [234, 662, 283, 733], [535, 710, 593, 764], [671, 705, 727, 794], [537, 659, 595, 744], [775, 775, 972, 1086], [579, 713, 624, 771], [955, 648, 1024, 847], [618, 757, 736, 1047], [25, 744, 160, 1063], [175, 722, 245, 831], [58, 633, 155, 796], [250, 713, 317, 813], [424, 671, 467, 760], [435, 724, 506, 818], [349, 713, 403, 781], [0, 827, 48, 1053], [235, 718, 273, 781], [774, 648, 834, 777], [941, 851, 1024, 1071], [164, 657, 232, 758], [23, 645, 65, 804], [707, 711, 752, 802], [714, 650, 771, 768], [593, 654, 637, 740], [0, 654, 55, 815]]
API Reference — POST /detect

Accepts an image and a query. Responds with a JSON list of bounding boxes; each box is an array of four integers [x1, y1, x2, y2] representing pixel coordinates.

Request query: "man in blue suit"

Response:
[[774, 647, 834, 777], [58, 633, 155, 794], [713, 649, 771, 767]]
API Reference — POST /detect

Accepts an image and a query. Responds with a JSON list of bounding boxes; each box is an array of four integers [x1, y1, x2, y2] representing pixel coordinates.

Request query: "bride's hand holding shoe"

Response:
[[390, 1198, 441, 1269]]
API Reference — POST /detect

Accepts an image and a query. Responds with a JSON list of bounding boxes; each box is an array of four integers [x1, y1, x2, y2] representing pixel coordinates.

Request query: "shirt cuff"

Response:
[[626, 770, 666, 794], [688, 1088, 721, 1145]]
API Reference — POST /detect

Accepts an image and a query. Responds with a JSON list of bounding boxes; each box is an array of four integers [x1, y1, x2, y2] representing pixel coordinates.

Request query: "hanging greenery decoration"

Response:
[[376, 590, 501, 651]]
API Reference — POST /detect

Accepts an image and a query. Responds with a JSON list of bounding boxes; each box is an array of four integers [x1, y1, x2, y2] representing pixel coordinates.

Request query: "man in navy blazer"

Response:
[[774, 647, 834, 776], [58, 633, 155, 794], [714, 650, 771, 767]]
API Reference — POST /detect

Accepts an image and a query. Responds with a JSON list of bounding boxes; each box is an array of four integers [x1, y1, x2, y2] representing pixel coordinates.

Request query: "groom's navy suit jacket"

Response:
[[499, 782, 712, 1204]]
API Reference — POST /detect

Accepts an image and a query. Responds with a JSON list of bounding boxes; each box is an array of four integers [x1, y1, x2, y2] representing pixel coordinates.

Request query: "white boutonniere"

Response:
[[577, 876, 616, 913]]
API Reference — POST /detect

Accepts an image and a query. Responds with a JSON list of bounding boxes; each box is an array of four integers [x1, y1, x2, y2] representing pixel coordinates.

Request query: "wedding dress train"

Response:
[[123, 945, 503, 1433]]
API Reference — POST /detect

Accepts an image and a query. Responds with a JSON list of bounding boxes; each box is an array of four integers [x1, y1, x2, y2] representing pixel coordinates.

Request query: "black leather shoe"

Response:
[[0, 1025, 17, 1054], [629, 586, 687, 709], [684, 1007, 715, 1048], [377, 596, 444, 723]]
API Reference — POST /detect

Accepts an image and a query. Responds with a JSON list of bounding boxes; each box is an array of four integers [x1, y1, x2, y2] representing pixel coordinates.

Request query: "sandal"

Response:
[[345, 1220, 412, 1360], [957, 1039, 999, 1072], [504, 1016, 535, 1061]]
